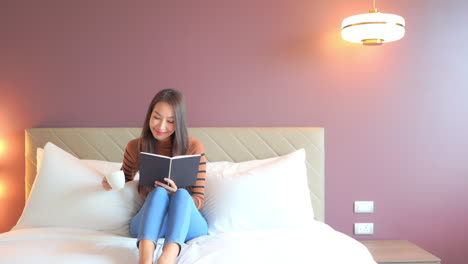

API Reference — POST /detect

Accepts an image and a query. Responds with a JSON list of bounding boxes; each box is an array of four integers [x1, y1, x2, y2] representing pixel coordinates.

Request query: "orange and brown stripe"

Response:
[[185, 137, 206, 209], [121, 138, 140, 182], [188, 152, 207, 209]]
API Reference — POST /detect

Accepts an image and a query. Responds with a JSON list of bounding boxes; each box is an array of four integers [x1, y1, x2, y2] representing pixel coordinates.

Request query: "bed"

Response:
[[0, 127, 376, 264]]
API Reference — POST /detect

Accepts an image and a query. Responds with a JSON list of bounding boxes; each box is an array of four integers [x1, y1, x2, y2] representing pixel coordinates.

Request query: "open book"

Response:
[[139, 152, 201, 187]]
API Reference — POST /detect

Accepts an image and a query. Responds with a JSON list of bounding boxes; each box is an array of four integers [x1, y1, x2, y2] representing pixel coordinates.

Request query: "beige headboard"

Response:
[[25, 127, 325, 222]]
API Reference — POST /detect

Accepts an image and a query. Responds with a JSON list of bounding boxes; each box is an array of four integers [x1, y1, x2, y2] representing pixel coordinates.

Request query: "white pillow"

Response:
[[15, 142, 143, 236], [36, 147, 125, 177], [201, 149, 314, 234]]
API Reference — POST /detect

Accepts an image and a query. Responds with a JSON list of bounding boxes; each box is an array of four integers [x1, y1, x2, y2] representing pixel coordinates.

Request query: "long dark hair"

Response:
[[140, 89, 189, 156]]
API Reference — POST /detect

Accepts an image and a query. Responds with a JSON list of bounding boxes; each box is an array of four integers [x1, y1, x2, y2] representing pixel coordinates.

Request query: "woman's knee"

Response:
[[172, 188, 190, 202], [147, 186, 169, 201]]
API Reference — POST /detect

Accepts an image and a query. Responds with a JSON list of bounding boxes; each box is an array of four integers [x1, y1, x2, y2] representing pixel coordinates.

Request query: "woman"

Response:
[[102, 89, 208, 264]]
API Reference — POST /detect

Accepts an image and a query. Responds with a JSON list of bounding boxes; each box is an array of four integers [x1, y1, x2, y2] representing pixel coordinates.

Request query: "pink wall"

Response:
[[1, 0, 467, 263]]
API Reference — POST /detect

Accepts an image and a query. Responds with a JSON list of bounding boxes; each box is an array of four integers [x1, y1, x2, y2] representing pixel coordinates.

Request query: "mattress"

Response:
[[0, 222, 376, 264]]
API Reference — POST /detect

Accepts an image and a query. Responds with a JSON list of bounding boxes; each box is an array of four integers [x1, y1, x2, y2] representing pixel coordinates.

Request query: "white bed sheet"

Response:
[[0, 221, 375, 264], [0, 228, 141, 264], [179, 221, 376, 264]]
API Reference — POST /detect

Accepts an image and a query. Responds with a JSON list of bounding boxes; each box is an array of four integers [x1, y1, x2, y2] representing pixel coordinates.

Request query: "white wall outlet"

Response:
[[354, 223, 374, 235], [354, 201, 374, 213]]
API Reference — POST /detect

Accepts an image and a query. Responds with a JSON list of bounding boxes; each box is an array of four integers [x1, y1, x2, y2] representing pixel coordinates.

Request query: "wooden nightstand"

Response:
[[361, 240, 441, 264]]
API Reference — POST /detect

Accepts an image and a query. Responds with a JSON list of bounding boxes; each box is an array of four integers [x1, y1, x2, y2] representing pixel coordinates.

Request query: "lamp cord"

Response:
[[373, 0, 376, 9]]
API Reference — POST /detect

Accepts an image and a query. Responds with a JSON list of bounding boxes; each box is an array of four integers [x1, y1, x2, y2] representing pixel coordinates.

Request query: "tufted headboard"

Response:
[[25, 127, 325, 222]]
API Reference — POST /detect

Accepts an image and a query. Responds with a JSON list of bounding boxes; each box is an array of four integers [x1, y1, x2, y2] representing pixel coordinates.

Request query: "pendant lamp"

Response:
[[341, 0, 405, 45]]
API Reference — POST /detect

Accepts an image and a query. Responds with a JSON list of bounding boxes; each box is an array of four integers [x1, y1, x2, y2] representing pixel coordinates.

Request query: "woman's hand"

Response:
[[102, 177, 112, 191], [155, 178, 178, 194]]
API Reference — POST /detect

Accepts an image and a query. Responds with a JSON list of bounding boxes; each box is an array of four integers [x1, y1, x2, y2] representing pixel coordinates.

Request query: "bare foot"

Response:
[[157, 254, 176, 264], [139, 239, 155, 264], [157, 243, 179, 264], [139, 259, 153, 264]]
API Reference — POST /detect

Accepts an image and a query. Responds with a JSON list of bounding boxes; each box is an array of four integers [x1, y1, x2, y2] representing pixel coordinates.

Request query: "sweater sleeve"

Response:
[[121, 138, 140, 182], [121, 138, 154, 199], [186, 137, 207, 210]]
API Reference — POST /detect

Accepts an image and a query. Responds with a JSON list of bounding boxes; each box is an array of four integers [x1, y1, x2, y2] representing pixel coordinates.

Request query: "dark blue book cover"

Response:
[[139, 152, 201, 187]]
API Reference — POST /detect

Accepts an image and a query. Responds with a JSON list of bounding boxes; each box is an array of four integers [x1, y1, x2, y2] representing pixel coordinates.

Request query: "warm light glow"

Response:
[[0, 180, 6, 199], [0, 140, 6, 156], [341, 11, 405, 45]]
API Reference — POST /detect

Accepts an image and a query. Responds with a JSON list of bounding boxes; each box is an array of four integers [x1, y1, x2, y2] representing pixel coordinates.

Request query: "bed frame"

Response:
[[25, 127, 325, 222]]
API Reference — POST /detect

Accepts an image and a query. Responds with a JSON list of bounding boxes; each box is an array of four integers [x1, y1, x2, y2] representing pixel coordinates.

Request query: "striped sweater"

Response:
[[121, 136, 207, 209]]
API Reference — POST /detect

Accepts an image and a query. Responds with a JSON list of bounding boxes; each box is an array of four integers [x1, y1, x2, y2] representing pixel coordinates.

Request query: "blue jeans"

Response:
[[130, 187, 208, 248]]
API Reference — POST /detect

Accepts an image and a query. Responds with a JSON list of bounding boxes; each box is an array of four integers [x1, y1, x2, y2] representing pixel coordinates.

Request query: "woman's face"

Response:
[[149, 101, 176, 142]]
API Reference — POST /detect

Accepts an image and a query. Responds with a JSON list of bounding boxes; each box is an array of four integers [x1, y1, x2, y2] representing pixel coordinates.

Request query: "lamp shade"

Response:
[[341, 11, 405, 45]]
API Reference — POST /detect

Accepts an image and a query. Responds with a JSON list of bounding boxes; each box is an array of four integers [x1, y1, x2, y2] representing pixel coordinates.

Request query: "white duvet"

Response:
[[0, 221, 375, 264]]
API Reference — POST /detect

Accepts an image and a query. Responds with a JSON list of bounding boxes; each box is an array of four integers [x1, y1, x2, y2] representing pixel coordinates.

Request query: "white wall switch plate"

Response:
[[354, 223, 374, 235], [354, 201, 374, 213]]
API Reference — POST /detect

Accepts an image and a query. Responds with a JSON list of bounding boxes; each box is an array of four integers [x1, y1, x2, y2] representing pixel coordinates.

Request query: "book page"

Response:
[[139, 153, 171, 187], [170, 155, 201, 187]]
